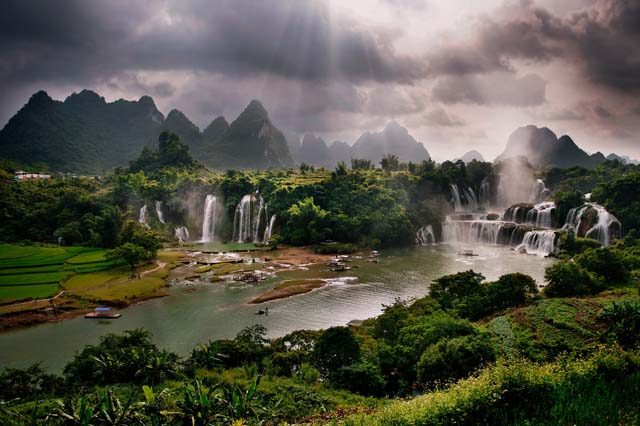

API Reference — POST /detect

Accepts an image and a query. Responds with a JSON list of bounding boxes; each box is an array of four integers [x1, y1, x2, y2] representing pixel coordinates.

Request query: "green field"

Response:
[[0, 244, 112, 303]]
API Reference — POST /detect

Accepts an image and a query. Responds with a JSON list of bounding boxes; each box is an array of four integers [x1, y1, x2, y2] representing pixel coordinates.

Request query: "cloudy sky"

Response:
[[1, 0, 639, 161]]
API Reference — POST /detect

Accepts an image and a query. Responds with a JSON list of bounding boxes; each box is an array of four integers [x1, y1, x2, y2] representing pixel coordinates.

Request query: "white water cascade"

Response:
[[263, 214, 277, 244], [155, 201, 165, 224], [200, 195, 218, 242], [442, 219, 511, 245], [563, 203, 621, 246], [139, 204, 149, 228], [526, 202, 555, 228], [451, 184, 479, 212], [175, 226, 190, 243], [518, 230, 557, 256], [233, 193, 270, 243], [416, 225, 436, 245], [529, 179, 552, 203]]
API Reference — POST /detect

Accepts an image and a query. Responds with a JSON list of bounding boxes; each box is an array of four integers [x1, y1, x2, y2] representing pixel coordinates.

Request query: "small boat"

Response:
[[85, 307, 121, 319], [458, 250, 478, 257]]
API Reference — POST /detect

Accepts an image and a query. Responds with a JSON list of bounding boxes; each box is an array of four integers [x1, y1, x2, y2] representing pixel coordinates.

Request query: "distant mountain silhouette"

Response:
[[329, 141, 354, 167], [296, 133, 332, 168], [496, 125, 605, 168], [0, 90, 163, 173], [456, 150, 485, 163], [352, 121, 430, 165], [0, 91, 294, 173], [205, 100, 294, 169]]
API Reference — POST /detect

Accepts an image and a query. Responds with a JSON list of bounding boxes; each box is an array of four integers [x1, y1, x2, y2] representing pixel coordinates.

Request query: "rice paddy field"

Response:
[[0, 244, 116, 303]]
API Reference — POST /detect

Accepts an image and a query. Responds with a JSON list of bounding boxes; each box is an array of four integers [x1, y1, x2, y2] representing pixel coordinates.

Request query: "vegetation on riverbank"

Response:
[[1, 234, 639, 424]]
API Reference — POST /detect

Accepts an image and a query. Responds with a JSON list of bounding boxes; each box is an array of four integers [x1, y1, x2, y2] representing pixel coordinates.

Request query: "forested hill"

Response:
[[0, 90, 163, 174], [0, 91, 293, 174]]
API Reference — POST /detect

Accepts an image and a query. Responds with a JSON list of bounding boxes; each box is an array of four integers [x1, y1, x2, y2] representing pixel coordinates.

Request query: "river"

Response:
[[0, 244, 554, 372]]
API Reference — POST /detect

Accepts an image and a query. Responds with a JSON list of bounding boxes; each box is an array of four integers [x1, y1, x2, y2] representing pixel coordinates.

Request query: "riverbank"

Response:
[[0, 250, 184, 332], [0, 245, 343, 332]]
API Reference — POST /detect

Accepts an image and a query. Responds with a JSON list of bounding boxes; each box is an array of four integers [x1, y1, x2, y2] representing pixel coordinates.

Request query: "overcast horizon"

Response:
[[1, 0, 639, 162]]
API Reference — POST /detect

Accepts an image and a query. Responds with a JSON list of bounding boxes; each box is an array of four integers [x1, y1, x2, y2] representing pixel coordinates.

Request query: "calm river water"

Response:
[[0, 244, 554, 372]]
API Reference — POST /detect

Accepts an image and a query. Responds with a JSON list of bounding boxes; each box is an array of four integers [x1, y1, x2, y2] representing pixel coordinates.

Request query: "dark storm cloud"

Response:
[[430, 0, 640, 93], [0, 0, 426, 88], [432, 73, 548, 106], [424, 108, 465, 127]]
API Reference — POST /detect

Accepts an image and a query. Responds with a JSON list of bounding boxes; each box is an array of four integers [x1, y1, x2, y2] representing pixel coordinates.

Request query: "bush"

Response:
[[417, 333, 496, 387], [484, 273, 538, 312], [600, 301, 640, 349], [312, 327, 361, 381], [543, 261, 605, 297], [335, 360, 386, 396], [575, 247, 631, 285]]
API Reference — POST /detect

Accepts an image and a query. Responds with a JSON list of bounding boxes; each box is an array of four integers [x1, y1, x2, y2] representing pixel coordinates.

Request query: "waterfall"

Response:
[[233, 193, 269, 243], [518, 230, 556, 256], [175, 226, 190, 243], [155, 200, 165, 224], [480, 177, 491, 207], [526, 202, 555, 228], [442, 219, 510, 245], [263, 214, 277, 244], [416, 225, 436, 245], [451, 184, 463, 212], [139, 204, 149, 228], [200, 194, 218, 242], [529, 179, 551, 203], [563, 203, 621, 246], [451, 184, 479, 212]]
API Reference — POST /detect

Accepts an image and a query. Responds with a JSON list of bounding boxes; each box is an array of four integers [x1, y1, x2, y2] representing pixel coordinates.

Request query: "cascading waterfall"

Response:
[[479, 177, 491, 207], [175, 226, 189, 243], [200, 195, 218, 242], [451, 184, 479, 212], [518, 230, 557, 256], [526, 202, 555, 228], [155, 200, 165, 224], [529, 179, 552, 203], [416, 225, 435, 245], [563, 203, 621, 246], [233, 193, 269, 243], [263, 215, 277, 244], [139, 204, 149, 228], [451, 184, 463, 212], [442, 219, 510, 245]]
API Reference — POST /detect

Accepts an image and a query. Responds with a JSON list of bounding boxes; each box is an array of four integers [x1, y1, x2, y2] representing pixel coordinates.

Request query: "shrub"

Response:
[[600, 301, 640, 349], [575, 247, 631, 285], [543, 261, 604, 297], [314, 243, 357, 255], [312, 327, 361, 381], [335, 360, 386, 396], [417, 333, 496, 387]]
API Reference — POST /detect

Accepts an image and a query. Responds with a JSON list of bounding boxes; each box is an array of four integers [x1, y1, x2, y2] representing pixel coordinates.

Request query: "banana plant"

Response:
[[137, 385, 176, 426], [46, 395, 96, 426]]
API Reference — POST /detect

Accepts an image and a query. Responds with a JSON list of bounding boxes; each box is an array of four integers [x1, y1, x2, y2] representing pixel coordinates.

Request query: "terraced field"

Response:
[[0, 245, 115, 303]]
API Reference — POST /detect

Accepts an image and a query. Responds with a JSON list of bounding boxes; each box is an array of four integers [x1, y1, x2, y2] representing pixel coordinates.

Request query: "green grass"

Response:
[[336, 349, 640, 426], [0, 245, 116, 302], [0, 272, 72, 286], [0, 284, 59, 301], [65, 249, 108, 264]]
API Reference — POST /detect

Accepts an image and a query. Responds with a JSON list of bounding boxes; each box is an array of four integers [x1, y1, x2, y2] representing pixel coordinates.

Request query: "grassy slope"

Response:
[[334, 287, 640, 426]]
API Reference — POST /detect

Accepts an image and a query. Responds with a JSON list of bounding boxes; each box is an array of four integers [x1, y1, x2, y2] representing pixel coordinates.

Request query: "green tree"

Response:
[[285, 197, 329, 245], [543, 261, 604, 297], [351, 158, 372, 170], [313, 327, 361, 381], [106, 243, 149, 273], [417, 333, 496, 387], [380, 154, 400, 171]]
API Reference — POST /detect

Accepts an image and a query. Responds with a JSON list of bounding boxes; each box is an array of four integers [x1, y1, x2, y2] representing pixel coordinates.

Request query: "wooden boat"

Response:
[[85, 307, 121, 319], [458, 250, 478, 257]]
